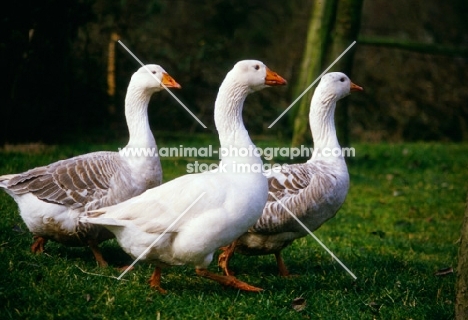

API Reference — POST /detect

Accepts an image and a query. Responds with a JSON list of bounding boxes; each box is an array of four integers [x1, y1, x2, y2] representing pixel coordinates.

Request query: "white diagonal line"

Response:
[[268, 41, 356, 128], [117, 40, 207, 128], [117, 192, 207, 280], [269, 192, 357, 280]]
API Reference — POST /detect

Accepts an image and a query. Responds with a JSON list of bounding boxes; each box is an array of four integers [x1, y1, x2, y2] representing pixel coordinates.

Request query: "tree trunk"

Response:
[[456, 193, 468, 319], [291, 0, 363, 148], [325, 0, 364, 148], [290, 0, 337, 148]]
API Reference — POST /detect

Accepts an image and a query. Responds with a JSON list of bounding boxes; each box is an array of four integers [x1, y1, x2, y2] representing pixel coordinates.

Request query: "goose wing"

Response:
[[1, 151, 128, 210], [251, 161, 346, 234]]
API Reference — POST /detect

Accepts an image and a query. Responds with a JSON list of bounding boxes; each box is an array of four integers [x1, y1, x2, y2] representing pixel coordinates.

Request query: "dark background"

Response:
[[2, 0, 467, 144]]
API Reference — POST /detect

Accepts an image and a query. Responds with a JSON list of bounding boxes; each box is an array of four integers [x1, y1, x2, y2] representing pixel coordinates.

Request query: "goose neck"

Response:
[[125, 86, 156, 148], [214, 80, 259, 165], [215, 81, 250, 146], [309, 92, 341, 159]]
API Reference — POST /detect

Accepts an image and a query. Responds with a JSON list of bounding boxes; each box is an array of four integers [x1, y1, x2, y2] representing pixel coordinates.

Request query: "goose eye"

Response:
[[254, 65, 260, 70], [339, 77, 345, 82], [152, 71, 157, 74]]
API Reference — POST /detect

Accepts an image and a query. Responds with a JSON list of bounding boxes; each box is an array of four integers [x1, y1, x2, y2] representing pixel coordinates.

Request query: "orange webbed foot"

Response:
[[275, 252, 291, 277], [196, 268, 263, 292], [88, 240, 108, 267], [31, 236, 46, 254], [148, 267, 167, 294], [218, 240, 237, 276]]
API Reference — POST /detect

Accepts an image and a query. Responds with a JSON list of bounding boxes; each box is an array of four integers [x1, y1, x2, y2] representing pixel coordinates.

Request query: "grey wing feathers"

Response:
[[251, 162, 338, 234], [267, 165, 311, 200], [3, 152, 123, 210]]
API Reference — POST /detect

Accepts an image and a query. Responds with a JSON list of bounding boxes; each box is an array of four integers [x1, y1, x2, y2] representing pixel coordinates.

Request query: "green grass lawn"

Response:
[[0, 135, 466, 319]]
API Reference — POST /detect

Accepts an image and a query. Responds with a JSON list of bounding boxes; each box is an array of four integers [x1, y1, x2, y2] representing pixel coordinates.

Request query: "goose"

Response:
[[0, 64, 181, 267], [218, 72, 363, 276], [81, 60, 287, 292]]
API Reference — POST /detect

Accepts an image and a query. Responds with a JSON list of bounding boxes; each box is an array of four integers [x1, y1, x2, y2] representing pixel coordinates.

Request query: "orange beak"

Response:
[[265, 67, 287, 86], [350, 81, 363, 92], [161, 73, 182, 89]]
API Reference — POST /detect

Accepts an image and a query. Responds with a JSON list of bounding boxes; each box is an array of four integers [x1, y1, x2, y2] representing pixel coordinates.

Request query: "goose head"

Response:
[[227, 60, 287, 93], [309, 72, 363, 151], [130, 64, 181, 94], [316, 72, 363, 102]]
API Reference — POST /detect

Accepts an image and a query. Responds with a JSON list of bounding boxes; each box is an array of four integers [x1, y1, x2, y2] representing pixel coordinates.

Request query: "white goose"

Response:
[[81, 60, 287, 292], [0, 65, 181, 266], [218, 72, 363, 276]]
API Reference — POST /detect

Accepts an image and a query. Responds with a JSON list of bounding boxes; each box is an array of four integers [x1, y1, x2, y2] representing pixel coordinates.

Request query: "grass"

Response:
[[0, 135, 466, 319]]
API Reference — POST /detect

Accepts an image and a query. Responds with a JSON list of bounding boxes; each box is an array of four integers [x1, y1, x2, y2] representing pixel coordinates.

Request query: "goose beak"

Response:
[[161, 73, 182, 89], [265, 68, 287, 86], [350, 82, 363, 92]]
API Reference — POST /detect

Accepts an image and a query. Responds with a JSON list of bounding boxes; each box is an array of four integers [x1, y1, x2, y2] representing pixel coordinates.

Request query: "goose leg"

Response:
[[148, 267, 167, 294], [31, 236, 47, 253], [88, 239, 108, 267], [274, 251, 290, 276], [218, 240, 237, 276], [195, 268, 262, 292]]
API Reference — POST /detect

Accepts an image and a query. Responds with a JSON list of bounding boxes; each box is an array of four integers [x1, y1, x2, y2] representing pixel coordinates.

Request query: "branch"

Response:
[[358, 36, 468, 57]]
